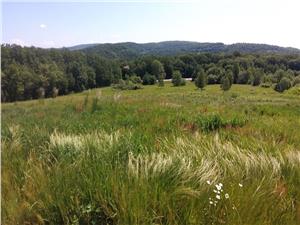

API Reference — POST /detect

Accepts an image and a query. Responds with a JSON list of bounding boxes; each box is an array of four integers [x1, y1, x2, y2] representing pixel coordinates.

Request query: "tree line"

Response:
[[2, 44, 300, 102]]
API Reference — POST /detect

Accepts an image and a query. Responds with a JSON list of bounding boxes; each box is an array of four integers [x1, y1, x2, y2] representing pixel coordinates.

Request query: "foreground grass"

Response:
[[2, 83, 300, 224]]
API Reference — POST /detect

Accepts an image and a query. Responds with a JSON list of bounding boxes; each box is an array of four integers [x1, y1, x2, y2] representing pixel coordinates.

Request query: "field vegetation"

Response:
[[2, 82, 300, 224]]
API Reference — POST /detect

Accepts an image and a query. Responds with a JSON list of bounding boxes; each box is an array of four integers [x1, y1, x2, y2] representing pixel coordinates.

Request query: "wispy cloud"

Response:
[[40, 24, 47, 29]]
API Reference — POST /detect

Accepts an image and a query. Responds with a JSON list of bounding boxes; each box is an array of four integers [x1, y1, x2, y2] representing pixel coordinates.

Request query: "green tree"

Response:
[[142, 73, 156, 85], [251, 68, 263, 86], [195, 69, 207, 90], [221, 75, 232, 91], [172, 70, 185, 86], [151, 60, 165, 86], [67, 62, 88, 92], [237, 71, 251, 84], [232, 63, 240, 83], [1, 63, 24, 101]]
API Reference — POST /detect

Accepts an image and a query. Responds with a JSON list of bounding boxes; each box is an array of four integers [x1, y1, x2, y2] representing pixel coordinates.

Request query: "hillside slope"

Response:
[[68, 41, 300, 59]]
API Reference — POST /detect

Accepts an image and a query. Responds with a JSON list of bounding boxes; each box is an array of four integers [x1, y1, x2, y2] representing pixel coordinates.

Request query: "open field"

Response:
[[2, 82, 300, 225]]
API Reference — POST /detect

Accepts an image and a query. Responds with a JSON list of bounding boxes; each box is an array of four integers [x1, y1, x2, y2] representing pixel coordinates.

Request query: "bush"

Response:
[[196, 114, 223, 132], [112, 79, 142, 90], [129, 75, 142, 84], [172, 71, 186, 86], [142, 73, 156, 85], [274, 77, 292, 93], [293, 76, 300, 86], [196, 114, 246, 132], [220, 75, 231, 91]]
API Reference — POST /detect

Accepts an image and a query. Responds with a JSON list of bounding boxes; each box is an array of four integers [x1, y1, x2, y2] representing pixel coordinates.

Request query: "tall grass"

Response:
[[2, 127, 300, 224], [2, 84, 300, 224]]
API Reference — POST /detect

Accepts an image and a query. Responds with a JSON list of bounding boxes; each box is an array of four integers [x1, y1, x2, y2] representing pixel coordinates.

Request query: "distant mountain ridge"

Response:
[[68, 41, 300, 59]]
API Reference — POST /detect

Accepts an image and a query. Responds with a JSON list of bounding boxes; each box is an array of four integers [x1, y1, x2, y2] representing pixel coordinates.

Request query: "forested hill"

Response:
[[69, 41, 300, 59], [2, 43, 300, 102]]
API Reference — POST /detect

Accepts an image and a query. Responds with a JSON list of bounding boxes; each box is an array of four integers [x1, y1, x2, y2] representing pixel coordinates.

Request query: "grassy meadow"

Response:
[[2, 82, 300, 225]]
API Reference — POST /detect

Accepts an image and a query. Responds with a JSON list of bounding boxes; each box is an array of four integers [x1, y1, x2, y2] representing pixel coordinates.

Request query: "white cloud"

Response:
[[40, 24, 47, 29], [9, 38, 27, 46]]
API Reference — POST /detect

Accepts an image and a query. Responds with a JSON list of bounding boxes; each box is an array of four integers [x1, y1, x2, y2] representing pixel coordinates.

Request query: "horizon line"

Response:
[[2, 40, 300, 50]]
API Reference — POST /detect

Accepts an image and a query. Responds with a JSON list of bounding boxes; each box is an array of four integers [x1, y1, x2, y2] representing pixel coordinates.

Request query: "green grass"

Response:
[[2, 82, 300, 225]]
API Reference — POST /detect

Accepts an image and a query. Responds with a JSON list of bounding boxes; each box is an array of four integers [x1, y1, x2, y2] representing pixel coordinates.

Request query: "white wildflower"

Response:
[[209, 201, 214, 205], [206, 180, 211, 185], [219, 183, 223, 187], [239, 183, 243, 187], [225, 193, 229, 199], [216, 195, 221, 200], [215, 184, 222, 190]]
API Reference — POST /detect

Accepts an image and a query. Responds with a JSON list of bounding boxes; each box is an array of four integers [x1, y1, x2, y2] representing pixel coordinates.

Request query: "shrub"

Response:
[[195, 69, 207, 90], [196, 114, 246, 132], [142, 73, 156, 85], [172, 71, 185, 86], [293, 76, 300, 86], [274, 77, 292, 93], [112, 79, 142, 90], [196, 114, 223, 132], [220, 75, 231, 91], [129, 75, 142, 84]]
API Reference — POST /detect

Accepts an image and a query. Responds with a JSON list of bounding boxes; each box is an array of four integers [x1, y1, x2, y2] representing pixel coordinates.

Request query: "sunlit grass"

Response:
[[2, 83, 300, 224]]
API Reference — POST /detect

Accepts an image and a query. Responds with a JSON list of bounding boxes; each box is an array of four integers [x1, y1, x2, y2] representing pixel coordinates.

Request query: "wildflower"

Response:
[[213, 190, 218, 193], [206, 180, 211, 185], [225, 193, 229, 199], [215, 184, 222, 191], [239, 183, 243, 187], [209, 201, 214, 205], [216, 195, 221, 200], [219, 183, 223, 187]]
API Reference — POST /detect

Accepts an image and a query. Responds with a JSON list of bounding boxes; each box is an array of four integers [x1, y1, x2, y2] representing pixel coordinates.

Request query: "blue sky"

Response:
[[2, 0, 300, 48]]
